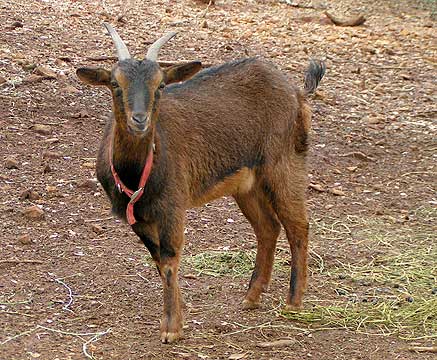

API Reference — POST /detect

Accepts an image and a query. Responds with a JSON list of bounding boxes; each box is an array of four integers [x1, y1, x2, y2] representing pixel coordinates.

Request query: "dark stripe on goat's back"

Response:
[[166, 57, 260, 93]]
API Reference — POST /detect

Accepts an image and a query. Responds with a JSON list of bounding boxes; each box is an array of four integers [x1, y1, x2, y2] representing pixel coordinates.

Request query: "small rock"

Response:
[[10, 21, 24, 29], [201, 20, 208, 28], [34, 66, 57, 79], [82, 162, 95, 169], [22, 63, 37, 71], [23, 74, 44, 83], [183, 273, 198, 279], [58, 56, 72, 63], [5, 157, 19, 169], [257, 339, 297, 348], [23, 205, 45, 220], [43, 164, 52, 173], [43, 151, 62, 159], [330, 188, 346, 196], [309, 183, 324, 192], [228, 353, 246, 360], [432, 288, 437, 295], [20, 189, 41, 201], [44, 138, 59, 144], [62, 84, 80, 94], [405, 296, 414, 303], [336, 288, 348, 296], [72, 110, 89, 119], [46, 185, 58, 193], [31, 124, 51, 135], [18, 234, 32, 245], [78, 179, 98, 191], [91, 224, 105, 234]]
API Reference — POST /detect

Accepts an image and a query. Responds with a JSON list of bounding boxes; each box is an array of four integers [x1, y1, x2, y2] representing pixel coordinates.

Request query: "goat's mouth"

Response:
[[127, 116, 151, 135]]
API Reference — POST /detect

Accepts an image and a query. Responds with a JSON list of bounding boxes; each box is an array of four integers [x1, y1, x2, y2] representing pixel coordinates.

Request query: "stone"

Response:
[[23, 205, 45, 220], [31, 124, 51, 135], [5, 157, 19, 169], [18, 234, 32, 245]]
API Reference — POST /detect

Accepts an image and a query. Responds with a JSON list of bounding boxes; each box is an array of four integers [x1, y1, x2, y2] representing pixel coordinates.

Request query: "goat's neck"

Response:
[[111, 122, 156, 167]]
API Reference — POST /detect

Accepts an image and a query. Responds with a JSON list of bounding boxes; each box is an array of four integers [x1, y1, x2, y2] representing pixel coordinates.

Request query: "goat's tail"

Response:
[[304, 59, 326, 95]]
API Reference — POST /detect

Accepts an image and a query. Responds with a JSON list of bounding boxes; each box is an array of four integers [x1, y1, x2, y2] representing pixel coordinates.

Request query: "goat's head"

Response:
[[76, 24, 201, 135]]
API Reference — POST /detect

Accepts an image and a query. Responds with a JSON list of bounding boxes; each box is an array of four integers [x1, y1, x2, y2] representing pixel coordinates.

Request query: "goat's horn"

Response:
[[103, 23, 131, 61], [146, 32, 178, 62]]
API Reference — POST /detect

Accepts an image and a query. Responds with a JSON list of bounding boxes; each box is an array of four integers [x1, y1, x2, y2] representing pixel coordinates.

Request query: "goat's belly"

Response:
[[191, 167, 255, 207]]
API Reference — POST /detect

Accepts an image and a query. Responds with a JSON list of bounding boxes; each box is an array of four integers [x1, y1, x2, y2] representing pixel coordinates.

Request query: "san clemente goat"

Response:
[[76, 24, 325, 343]]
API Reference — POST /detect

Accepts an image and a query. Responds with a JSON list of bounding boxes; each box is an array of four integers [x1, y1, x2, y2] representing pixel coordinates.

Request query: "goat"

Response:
[[76, 23, 325, 343]]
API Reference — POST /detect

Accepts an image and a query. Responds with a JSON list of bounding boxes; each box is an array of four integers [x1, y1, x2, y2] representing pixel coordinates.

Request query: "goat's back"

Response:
[[158, 58, 309, 201]]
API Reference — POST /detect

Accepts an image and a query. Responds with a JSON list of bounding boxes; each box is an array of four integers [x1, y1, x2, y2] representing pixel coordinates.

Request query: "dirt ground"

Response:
[[0, 0, 436, 359]]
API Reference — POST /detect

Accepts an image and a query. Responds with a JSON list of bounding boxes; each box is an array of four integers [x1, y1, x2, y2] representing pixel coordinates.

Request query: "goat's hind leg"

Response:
[[269, 176, 309, 310], [234, 189, 281, 309]]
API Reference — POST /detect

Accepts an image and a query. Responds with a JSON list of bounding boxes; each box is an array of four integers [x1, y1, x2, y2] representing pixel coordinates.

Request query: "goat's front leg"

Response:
[[158, 220, 184, 344]]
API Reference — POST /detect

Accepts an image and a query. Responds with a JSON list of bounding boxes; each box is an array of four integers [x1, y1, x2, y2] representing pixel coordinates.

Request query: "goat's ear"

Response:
[[164, 61, 202, 84], [76, 67, 111, 86]]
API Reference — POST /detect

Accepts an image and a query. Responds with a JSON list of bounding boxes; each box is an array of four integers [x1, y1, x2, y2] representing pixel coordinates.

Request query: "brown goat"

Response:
[[76, 24, 325, 343]]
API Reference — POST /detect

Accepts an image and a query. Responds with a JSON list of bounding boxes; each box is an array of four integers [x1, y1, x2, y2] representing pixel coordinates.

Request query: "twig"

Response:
[[407, 346, 437, 353], [54, 277, 74, 312], [37, 325, 110, 337], [84, 216, 114, 223], [1, 310, 34, 318], [198, 0, 213, 21], [82, 328, 112, 359], [1, 327, 38, 345], [338, 151, 375, 162], [257, 339, 297, 348], [0, 259, 43, 265]]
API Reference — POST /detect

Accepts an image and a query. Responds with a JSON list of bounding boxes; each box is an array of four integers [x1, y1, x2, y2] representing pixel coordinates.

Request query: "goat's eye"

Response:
[[158, 83, 165, 90], [111, 81, 119, 88]]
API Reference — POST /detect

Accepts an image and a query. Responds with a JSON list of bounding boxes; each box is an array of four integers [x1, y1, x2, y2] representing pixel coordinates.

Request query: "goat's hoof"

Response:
[[283, 303, 303, 312], [242, 299, 260, 310], [160, 330, 182, 344]]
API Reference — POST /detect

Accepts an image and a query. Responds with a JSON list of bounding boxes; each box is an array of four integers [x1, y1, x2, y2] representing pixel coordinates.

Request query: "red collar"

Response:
[[110, 143, 154, 226]]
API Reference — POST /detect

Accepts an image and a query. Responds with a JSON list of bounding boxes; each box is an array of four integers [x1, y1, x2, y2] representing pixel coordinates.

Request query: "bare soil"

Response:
[[0, 0, 435, 359]]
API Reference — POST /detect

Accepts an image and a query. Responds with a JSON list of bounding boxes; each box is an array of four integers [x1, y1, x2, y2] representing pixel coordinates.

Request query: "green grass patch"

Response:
[[284, 206, 436, 340], [185, 250, 256, 277]]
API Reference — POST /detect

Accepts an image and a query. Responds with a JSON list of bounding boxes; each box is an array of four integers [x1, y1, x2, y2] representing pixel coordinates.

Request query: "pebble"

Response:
[[91, 224, 105, 234], [43, 151, 62, 159], [18, 234, 32, 245], [31, 124, 51, 135], [34, 65, 57, 79], [78, 179, 98, 191], [23, 74, 43, 83], [43, 164, 52, 173], [20, 189, 41, 201], [5, 157, 19, 169], [23, 205, 45, 220]]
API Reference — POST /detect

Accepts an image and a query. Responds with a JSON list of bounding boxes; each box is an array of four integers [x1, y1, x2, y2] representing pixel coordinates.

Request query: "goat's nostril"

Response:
[[132, 113, 147, 124]]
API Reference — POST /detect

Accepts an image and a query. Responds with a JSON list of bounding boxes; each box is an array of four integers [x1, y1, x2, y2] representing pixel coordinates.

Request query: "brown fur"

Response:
[[77, 56, 324, 343]]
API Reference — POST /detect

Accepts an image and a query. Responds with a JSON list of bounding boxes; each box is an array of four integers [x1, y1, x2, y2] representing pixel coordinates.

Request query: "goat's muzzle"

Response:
[[129, 113, 151, 133]]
